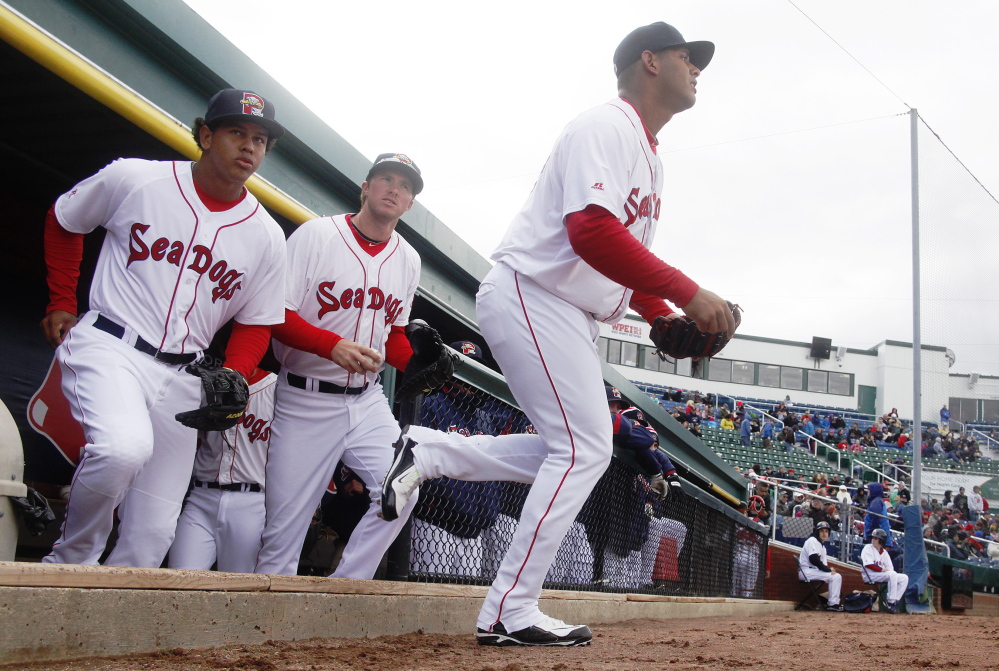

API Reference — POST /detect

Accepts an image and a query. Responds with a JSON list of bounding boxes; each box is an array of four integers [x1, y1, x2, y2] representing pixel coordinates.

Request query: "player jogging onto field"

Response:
[[382, 22, 735, 646], [40, 89, 287, 567], [254, 154, 427, 578]]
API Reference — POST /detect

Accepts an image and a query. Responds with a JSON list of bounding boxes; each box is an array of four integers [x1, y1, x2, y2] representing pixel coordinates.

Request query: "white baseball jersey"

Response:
[[798, 535, 829, 572], [55, 158, 286, 352], [272, 214, 419, 386], [860, 544, 895, 573], [491, 98, 662, 323], [192, 371, 277, 487]]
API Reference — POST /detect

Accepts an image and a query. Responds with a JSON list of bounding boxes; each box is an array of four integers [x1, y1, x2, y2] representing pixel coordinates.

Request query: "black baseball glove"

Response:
[[10, 487, 56, 536], [650, 302, 742, 361], [175, 365, 249, 431], [396, 321, 456, 398]]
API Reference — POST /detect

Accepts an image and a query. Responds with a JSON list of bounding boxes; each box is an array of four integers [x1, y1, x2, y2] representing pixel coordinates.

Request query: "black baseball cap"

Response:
[[204, 88, 285, 139], [366, 153, 424, 195], [613, 22, 714, 76]]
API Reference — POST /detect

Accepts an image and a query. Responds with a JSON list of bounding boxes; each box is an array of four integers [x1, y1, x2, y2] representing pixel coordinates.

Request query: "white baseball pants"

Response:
[[865, 569, 909, 604], [255, 381, 415, 577], [800, 565, 843, 605], [408, 264, 613, 632], [168, 486, 265, 573], [43, 312, 200, 567]]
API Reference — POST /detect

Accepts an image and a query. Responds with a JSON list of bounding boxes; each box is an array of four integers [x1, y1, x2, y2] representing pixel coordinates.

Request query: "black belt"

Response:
[[193, 478, 261, 493], [286, 372, 368, 395], [93, 314, 198, 366]]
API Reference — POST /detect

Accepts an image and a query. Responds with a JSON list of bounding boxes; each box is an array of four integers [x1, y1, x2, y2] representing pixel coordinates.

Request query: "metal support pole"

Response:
[[910, 108, 923, 503]]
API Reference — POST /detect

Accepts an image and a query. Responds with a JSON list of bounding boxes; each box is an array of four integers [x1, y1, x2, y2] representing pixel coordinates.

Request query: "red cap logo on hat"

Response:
[[240, 93, 265, 118], [459, 342, 476, 355]]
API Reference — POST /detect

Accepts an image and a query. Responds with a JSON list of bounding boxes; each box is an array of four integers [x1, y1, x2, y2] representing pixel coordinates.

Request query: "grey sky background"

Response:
[[181, 0, 999, 374]]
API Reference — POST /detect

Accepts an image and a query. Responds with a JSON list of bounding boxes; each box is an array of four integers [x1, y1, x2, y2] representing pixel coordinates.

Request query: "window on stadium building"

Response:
[[828, 372, 852, 396], [807, 370, 828, 393], [732, 361, 754, 385], [707, 359, 731, 382], [780, 367, 803, 391], [597, 338, 854, 396], [758, 364, 780, 388]]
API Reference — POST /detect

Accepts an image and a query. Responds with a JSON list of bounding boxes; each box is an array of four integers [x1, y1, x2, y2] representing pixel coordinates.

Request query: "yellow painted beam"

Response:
[[0, 3, 316, 224]]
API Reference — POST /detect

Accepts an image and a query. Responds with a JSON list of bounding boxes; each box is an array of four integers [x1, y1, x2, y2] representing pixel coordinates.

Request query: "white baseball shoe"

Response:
[[477, 616, 592, 647], [380, 432, 422, 521]]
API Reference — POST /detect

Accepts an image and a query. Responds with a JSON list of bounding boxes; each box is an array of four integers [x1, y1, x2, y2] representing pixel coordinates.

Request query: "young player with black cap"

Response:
[[40, 88, 288, 567]]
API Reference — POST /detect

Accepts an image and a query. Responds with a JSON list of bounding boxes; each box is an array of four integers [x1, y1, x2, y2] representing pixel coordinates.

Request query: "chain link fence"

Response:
[[398, 365, 768, 599]]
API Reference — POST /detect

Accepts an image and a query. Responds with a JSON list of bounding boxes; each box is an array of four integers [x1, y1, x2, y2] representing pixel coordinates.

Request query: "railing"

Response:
[[849, 459, 904, 488]]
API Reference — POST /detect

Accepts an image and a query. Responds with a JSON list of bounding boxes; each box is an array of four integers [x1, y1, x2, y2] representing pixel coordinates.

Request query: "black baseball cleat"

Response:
[[825, 603, 845, 612], [380, 433, 421, 521], [476, 618, 592, 647]]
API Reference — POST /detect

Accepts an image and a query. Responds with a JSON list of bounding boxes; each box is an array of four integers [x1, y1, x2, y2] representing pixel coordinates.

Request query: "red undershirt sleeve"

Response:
[[385, 325, 414, 370], [629, 291, 674, 324], [44, 206, 84, 315], [270, 308, 341, 359], [223, 322, 272, 379], [566, 204, 699, 309]]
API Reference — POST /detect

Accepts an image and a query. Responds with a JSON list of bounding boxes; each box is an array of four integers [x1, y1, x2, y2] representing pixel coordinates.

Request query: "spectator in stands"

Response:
[[752, 479, 773, 528], [864, 482, 892, 547], [720, 415, 735, 431], [784, 394, 793, 406], [807, 490, 833, 529], [782, 427, 796, 454], [802, 416, 816, 450], [833, 415, 846, 431], [861, 529, 908, 613], [836, 485, 852, 506], [946, 529, 970, 561], [761, 420, 774, 450], [797, 521, 843, 611], [682, 420, 702, 439], [940, 405, 950, 429], [969, 486, 984, 522], [953, 487, 969, 519], [740, 414, 752, 447], [942, 490, 953, 508], [775, 490, 794, 517]]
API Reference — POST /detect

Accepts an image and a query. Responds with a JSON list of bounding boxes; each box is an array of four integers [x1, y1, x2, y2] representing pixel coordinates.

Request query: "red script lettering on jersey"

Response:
[[127, 223, 244, 302], [239, 412, 271, 443], [315, 281, 405, 324], [623, 188, 661, 227]]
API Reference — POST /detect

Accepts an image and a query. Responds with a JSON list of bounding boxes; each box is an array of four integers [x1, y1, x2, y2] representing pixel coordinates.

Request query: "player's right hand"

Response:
[[331, 339, 383, 374], [40, 310, 78, 348], [681, 288, 737, 338]]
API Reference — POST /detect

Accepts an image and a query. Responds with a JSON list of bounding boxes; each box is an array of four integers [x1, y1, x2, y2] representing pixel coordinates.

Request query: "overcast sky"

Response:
[[181, 0, 999, 374]]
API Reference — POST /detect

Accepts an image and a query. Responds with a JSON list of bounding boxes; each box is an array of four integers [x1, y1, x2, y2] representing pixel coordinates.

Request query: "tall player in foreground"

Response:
[[40, 89, 287, 567], [382, 22, 736, 646], [254, 154, 426, 578]]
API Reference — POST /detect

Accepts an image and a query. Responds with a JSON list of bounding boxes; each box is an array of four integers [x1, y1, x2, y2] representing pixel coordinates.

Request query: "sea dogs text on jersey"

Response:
[[623, 188, 660, 227], [127, 223, 244, 302], [315, 281, 405, 324]]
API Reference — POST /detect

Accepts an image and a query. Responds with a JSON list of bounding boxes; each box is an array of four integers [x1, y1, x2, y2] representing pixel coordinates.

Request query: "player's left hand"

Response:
[[682, 288, 738, 338], [663, 473, 683, 499], [40, 310, 77, 348]]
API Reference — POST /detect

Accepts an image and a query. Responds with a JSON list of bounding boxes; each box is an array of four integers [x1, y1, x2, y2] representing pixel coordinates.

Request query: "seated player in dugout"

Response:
[[39, 89, 287, 567]]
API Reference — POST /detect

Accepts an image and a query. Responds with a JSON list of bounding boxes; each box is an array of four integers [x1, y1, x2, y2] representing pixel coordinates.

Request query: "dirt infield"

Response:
[[4, 612, 997, 671]]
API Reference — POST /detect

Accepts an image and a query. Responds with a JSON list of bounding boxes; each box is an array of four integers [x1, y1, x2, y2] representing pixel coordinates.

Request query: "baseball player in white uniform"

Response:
[[168, 369, 277, 573], [253, 154, 424, 578], [40, 89, 287, 568], [798, 521, 843, 611], [382, 22, 735, 646], [861, 528, 908, 613]]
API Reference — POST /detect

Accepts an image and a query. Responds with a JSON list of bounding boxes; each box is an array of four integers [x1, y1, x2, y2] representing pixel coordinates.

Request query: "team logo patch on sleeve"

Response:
[[241, 93, 265, 118]]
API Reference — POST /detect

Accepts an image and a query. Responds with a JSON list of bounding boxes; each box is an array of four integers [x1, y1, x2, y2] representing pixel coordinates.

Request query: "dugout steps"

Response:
[[0, 561, 791, 665]]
